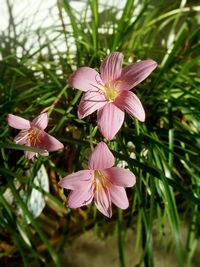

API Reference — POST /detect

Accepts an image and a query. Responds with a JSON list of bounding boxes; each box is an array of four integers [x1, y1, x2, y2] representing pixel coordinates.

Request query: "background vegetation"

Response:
[[0, 0, 200, 266]]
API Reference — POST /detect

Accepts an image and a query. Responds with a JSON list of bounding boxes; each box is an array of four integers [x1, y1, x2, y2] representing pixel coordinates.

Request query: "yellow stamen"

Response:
[[99, 79, 121, 101], [27, 127, 41, 146]]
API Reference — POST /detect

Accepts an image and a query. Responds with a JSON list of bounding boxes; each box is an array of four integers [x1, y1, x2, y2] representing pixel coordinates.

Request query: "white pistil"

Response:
[[15, 132, 29, 144], [15, 127, 41, 146]]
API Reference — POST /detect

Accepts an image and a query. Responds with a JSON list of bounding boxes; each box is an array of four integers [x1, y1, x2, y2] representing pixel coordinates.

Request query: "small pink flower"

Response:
[[68, 52, 157, 140], [58, 142, 136, 217], [7, 113, 64, 159]]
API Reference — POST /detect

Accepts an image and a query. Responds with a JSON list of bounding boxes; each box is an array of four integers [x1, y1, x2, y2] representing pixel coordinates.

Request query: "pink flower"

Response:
[[7, 113, 64, 159], [68, 52, 157, 140], [58, 142, 136, 217]]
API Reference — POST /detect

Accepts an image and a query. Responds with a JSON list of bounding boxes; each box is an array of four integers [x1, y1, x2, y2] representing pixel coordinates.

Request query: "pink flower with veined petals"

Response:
[[68, 52, 157, 140], [58, 142, 136, 217], [7, 113, 64, 159]]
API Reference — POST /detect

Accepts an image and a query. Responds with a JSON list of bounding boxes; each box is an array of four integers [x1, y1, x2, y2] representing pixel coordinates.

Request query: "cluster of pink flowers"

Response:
[[7, 52, 157, 217]]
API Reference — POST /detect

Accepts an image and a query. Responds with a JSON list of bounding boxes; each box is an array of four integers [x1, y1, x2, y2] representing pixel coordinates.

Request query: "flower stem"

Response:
[[47, 85, 68, 116], [117, 209, 125, 267]]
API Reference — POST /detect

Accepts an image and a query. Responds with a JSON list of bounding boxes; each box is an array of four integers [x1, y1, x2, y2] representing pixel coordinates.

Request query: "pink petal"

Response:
[[32, 113, 48, 130], [78, 90, 107, 119], [118, 59, 157, 91], [105, 167, 136, 187], [109, 185, 129, 209], [7, 114, 30, 129], [58, 170, 93, 190], [100, 52, 123, 84], [67, 187, 94, 208], [97, 103, 124, 140], [24, 151, 36, 159], [68, 67, 103, 92], [115, 91, 145, 121], [39, 132, 64, 152], [94, 186, 112, 217], [88, 142, 115, 170]]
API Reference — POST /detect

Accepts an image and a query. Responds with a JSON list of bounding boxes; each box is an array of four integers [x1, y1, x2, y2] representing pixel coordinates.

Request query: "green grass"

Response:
[[0, 0, 200, 266]]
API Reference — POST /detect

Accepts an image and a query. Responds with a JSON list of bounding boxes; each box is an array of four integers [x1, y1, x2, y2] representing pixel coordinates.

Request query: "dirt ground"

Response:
[[58, 221, 200, 267], [2, 219, 200, 267]]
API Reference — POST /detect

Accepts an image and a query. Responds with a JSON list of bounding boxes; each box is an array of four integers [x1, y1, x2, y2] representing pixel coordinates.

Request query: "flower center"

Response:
[[27, 127, 41, 146], [93, 170, 111, 190], [100, 80, 121, 101], [15, 127, 42, 146]]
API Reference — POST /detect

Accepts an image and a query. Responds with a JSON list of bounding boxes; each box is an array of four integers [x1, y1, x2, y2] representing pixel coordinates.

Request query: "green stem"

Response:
[[186, 204, 198, 267], [117, 209, 125, 267], [48, 85, 68, 116], [134, 118, 154, 267], [134, 118, 140, 136]]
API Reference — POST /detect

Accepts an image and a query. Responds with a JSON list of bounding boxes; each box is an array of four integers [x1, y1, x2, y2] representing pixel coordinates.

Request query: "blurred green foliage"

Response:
[[0, 0, 200, 266]]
